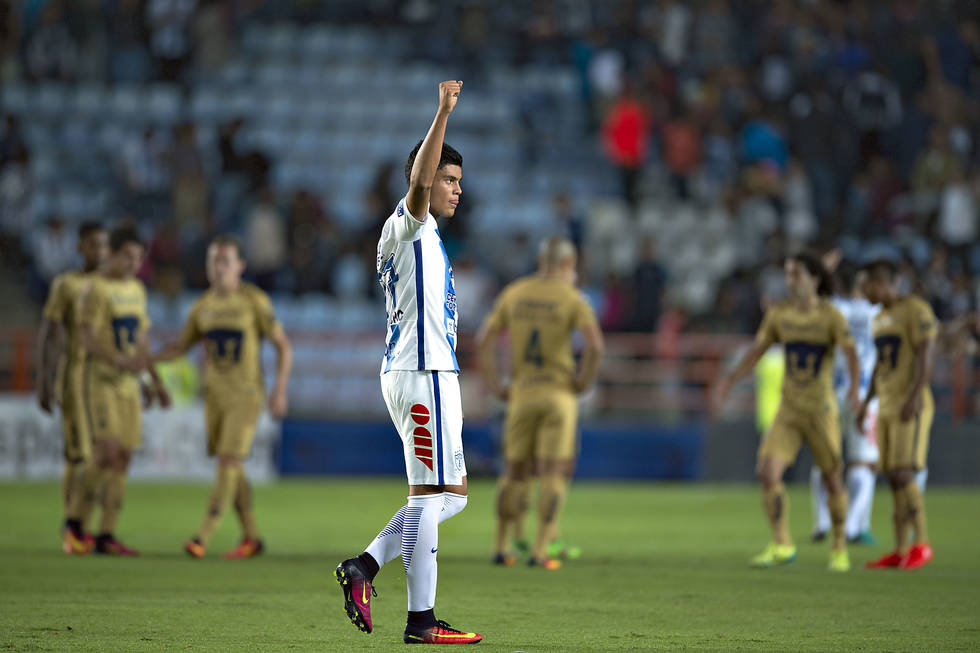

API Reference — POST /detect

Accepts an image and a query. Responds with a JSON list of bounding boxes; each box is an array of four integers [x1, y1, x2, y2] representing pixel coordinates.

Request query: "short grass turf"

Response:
[[1, 479, 978, 652]]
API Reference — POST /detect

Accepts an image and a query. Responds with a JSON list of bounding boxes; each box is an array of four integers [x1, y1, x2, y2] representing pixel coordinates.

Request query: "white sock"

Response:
[[810, 467, 830, 533], [403, 494, 442, 612], [916, 468, 928, 492], [845, 466, 875, 538], [366, 505, 408, 567], [440, 492, 467, 523]]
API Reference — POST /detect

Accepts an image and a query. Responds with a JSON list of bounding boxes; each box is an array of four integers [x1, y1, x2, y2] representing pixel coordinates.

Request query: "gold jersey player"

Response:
[[476, 237, 603, 570], [37, 222, 108, 545], [860, 259, 937, 570], [63, 225, 170, 556], [713, 252, 861, 572], [155, 236, 292, 559]]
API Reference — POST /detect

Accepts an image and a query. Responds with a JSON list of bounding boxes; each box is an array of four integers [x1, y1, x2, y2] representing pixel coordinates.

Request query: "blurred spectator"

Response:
[[452, 256, 494, 332], [192, 0, 234, 75], [601, 86, 652, 209], [67, 0, 109, 81], [656, 0, 691, 67], [108, 0, 151, 83], [0, 144, 32, 238], [938, 168, 978, 269], [782, 158, 817, 246], [912, 126, 963, 200], [599, 272, 630, 332], [661, 104, 701, 200], [243, 187, 286, 291], [146, 0, 197, 82], [631, 237, 666, 332], [0, 114, 26, 167], [146, 220, 184, 299], [551, 192, 584, 252], [169, 122, 209, 227], [118, 128, 169, 196], [30, 217, 75, 298], [25, 1, 77, 81]]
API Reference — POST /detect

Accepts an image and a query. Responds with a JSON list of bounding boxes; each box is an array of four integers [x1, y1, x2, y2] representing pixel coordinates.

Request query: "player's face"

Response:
[[111, 242, 144, 278], [207, 244, 245, 290], [863, 274, 887, 304], [784, 259, 815, 299], [79, 230, 109, 268], [430, 164, 462, 218]]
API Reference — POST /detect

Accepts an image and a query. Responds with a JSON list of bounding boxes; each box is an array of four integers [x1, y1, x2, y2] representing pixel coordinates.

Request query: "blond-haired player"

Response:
[[476, 237, 604, 570], [155, 235, 292, 559]]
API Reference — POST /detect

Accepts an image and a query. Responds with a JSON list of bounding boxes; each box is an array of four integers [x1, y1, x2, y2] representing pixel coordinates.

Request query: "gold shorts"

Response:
[[84, 365, 142, 450], [60, 364, 92, 462], [877, 391, 933, 472], [205, 388, 263, 458], [503, 391, 578, 462], [759, 401, 842, 473]]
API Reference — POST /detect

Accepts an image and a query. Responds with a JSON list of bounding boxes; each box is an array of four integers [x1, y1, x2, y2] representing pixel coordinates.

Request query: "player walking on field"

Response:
[[713, 252, 861, 572], [476, 237, 604, 570], [860, 260, 938, 570], [63, 226, 171, 556], [154, 236, 293, 559], [37, 222, 108, 547], [334, 81, 482, 645]]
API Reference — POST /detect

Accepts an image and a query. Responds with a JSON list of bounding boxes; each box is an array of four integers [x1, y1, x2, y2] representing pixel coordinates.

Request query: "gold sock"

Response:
[[99, 470, 128, 535], [63, 461, 87, 517], [494, 477, 529, 553], [532, 475, 568, 560], [67, 462, 105, 531], [195, 464, 242, 546], [827, 491, 848, 551], [763, 483, 792, 546], [893, 488, 910, 553], [233, 474, 260, 541], [903, 482, 929, 545]]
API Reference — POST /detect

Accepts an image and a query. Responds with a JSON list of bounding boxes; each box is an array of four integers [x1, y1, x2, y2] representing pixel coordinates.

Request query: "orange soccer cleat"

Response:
[[94, 535, 140, 556], [223, 538, 265, 560], [184, 538, 206, 559], [404, 620, 483, 645]]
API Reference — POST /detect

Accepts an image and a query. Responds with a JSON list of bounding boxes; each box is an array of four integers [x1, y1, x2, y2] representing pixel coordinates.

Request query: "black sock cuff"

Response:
[[65, 519, 82, 536], [407, 608, 437, 628], [358, 552, 381, 580]]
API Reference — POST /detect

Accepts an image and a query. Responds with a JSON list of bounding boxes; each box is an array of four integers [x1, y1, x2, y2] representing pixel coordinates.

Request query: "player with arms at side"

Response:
[[37, 222, 108, 549], [713, 252, 861, 572], [861, 259, 938, 570], [154, 236, 292, 559], [334, 81, 482, 645], [63, 225, 170, 556], [810, 258, 881, 545], [476, 237, 603, 570]]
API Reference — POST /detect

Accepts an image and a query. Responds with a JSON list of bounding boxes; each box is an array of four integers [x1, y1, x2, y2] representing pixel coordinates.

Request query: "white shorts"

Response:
[[840, 398, 880, 465], [381, 370, 467, 486]]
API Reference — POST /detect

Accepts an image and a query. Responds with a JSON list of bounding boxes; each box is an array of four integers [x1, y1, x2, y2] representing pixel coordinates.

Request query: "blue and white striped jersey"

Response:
[[377, 196, 459, 374], [832, 295, 880, 399]]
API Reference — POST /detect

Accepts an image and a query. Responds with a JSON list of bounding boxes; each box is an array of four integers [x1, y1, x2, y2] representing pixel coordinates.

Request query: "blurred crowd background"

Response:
[[0, 1, 977, 368]]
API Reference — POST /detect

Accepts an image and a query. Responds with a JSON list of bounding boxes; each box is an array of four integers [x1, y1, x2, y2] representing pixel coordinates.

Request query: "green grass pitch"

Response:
[[1, 479, 978, 652]]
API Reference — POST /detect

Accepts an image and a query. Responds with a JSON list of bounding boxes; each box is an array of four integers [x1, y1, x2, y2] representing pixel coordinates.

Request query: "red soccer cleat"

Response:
[[335, 557, 375, 633], [223, 538, 264, 559], [95, 535, 140, 556], [865, 551, 903, 569], [899, 544, 933, 570], [404, 620, 483, 645]]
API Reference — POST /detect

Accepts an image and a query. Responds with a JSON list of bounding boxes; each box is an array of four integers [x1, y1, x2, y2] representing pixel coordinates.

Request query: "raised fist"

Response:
[[438, 80, 462, 115]]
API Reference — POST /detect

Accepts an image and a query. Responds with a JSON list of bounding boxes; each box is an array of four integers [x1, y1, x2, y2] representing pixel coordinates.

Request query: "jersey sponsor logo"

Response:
[[111, 316, 140, 350], [410, 404, 434, 470], [874, 334, 901, 370], [205, 328, 244, 367], [784, 341, 827, 382]]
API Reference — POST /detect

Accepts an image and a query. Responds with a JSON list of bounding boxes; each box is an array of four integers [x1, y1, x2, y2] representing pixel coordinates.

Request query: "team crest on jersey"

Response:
[[453, 449, 464, 473], [396, 202, 405, 217]]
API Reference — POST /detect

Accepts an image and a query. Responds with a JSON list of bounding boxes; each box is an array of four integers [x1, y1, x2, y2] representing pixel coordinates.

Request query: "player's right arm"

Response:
[[154, 302, 202, 363], [36, 275, 67, 413], [711, 307, 778, 416], [475, 290, 509, 400], [572, 320, 604, 394], [404, 80, 462, 222]]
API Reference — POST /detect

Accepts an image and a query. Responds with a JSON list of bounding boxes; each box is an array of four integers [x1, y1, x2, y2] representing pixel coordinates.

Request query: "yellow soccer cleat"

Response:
[[750, 542, 797, 568], [827, 549, 851, 572]]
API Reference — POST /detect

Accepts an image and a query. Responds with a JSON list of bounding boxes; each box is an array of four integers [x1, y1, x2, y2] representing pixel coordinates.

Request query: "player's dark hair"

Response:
[[109, 225, 143, 252], [78, 221, 104, 240], [788, 250, 833, 297], [835, 259, 858, 294], [404, 140, 463, 185], [210, 234, 244, 259], [863, 258, 899, 281]]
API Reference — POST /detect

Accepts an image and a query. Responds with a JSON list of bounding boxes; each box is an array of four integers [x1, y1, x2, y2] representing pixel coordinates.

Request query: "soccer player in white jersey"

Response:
[[810, 259, 881, 544], [334, 80, 482, 646]]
